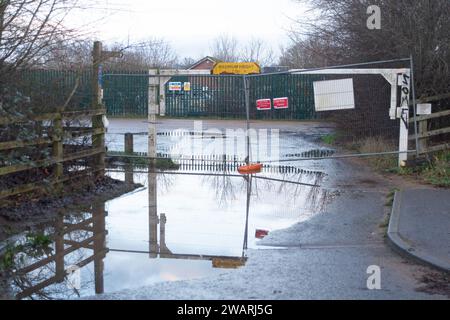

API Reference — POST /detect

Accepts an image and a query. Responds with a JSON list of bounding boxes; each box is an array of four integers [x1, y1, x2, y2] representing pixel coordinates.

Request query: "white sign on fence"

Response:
[[169, 82, 182, 91], [417, 103, 432, 115], [313, 78, 355, 111]]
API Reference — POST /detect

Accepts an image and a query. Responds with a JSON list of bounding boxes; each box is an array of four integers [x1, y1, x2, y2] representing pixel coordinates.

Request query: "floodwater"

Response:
[[0, 119, 333, 300]]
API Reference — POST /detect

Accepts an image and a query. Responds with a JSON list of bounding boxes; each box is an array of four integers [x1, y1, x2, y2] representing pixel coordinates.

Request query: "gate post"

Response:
[[52, 110, 63, 190], [243, 75, 251, 164], [148, 69, 158, 168], [398, 71, 411, 167], [92, 41, 105, 177]]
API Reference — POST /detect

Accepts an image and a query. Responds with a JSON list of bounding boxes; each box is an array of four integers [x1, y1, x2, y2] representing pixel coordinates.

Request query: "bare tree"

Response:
[[210, 34, 239, 62], [0, 0, 81, 76], [43, 38, 92, 70], [178, 56, 197, 69], [211, 35, 277, 67], [283, 0, 450, 97], [240, 37, 275, 67], [104, 38, 179, 71]]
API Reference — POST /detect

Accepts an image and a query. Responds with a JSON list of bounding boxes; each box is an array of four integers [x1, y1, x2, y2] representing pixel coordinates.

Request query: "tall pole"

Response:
[[148, 69, 158, 169], [148, 170, 158, 258], [243, 76, 250, 164], [242, 175, 252, 252], [410, 54, 419, 156], [92, 41, 105, 177]]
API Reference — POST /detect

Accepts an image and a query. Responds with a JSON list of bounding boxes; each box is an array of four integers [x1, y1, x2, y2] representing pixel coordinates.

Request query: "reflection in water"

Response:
[[145, 170, 247, 269], [0, 206, 107, 300], [0, 165, 327, 300]]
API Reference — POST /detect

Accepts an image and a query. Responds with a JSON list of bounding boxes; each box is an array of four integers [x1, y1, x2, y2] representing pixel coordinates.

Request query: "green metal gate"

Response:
[[20, 70, 322, 119], [164, 73, 323, 120]]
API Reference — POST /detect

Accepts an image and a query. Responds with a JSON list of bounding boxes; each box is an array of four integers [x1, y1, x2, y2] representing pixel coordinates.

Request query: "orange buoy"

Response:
[[238, 163, 263, 175]]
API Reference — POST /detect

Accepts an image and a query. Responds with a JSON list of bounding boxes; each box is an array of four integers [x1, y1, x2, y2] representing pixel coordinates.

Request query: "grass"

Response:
[[357, 137, 397, 171], [386, 150, 450, 188], [321, 134, 337, 145], [344, 136, 449, 188], [385, 188, 400, 207], [420, 151, 450, 187], [379, 187, 400, 233]]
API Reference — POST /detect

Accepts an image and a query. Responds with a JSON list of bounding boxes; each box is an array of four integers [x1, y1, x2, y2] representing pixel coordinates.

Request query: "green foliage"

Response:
[[385, 188, 400, 207], [386, 150, 450, 188], [0, 232, 53, 271], [421, 151, 450, 187], [321, 134, 336, 145]]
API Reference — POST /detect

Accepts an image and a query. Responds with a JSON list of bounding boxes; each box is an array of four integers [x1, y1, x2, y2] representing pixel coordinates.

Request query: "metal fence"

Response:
[[20, 70, 321, 120], [164, 74, 322, 120], [18, 69, 149, 117], [18, 58, 426, 167], [103, 71, 148, 117]]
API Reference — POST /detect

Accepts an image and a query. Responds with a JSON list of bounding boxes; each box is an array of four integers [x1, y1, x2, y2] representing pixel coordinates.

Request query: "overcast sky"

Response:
[[68, 0, 308, 59]]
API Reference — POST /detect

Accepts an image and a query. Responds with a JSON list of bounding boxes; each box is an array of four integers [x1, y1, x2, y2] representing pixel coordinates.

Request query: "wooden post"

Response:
[[124, 133, 134, 184], [124, 133, 134, 154], [92, 203, 106, 294], [55, 215, 65, 283], [148, 171, 158, 258], [52, 112, 63, 190], [418, 119, 428, 154], [92, 41, 105, 178]]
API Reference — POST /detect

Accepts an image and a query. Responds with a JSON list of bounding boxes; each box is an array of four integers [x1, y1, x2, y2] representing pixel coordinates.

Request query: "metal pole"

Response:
[[243, 75, 250, 164], [242, 175, 252, 252], [410, 54, 419, 156]]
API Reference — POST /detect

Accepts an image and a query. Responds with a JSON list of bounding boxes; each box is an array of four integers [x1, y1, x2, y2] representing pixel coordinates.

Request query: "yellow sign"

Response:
[[183, 82, 191, 91], [212, 62, 260, 75]]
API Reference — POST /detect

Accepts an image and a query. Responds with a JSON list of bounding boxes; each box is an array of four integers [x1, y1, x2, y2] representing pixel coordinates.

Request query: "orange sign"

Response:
[[212, 62, 260, 75]]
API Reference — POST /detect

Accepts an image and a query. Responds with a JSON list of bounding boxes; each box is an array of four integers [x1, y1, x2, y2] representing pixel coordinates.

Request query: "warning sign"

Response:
[[169, 82, 182, 91], [256, 99, 271, 110], [183, 82, 191, 91], [212, 62, 260, 75], [273, 97, 289, 109]]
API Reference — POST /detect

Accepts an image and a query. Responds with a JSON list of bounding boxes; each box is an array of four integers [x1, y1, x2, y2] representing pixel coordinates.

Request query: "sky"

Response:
[[68, 0, 308, 59]]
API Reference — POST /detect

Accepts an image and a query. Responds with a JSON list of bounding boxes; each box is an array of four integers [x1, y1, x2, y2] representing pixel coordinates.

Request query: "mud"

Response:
[[0, 176, 142, 241], [416, 270, 450, 298]]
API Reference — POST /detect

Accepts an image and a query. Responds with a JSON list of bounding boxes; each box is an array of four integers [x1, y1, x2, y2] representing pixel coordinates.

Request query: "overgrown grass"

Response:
[[385, 151, 450, 187], [347, 136, 449, 188], [357, 137, 397, 171]]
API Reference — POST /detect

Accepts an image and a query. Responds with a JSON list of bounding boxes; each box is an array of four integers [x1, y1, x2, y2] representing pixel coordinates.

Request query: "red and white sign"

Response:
[[273, 97, 289, 109], [256, 99, 271, 110]]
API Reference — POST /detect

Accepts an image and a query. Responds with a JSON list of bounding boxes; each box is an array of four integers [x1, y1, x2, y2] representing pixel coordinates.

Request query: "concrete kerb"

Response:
[[387, 190, 450, 273]]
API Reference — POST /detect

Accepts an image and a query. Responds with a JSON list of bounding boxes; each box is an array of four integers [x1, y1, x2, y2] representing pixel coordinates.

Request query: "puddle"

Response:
[[0, 121, 331, 300], [0, 168, 326, 300]]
